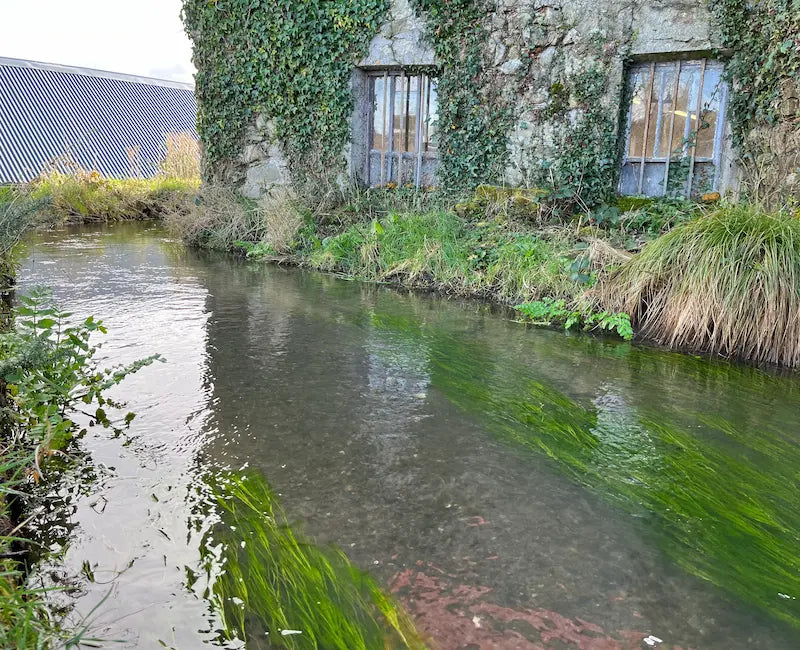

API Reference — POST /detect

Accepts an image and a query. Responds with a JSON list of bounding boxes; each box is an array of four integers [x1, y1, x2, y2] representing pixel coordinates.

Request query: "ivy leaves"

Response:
[[182, 0, 388, 182], [708, 0, 800, 146]]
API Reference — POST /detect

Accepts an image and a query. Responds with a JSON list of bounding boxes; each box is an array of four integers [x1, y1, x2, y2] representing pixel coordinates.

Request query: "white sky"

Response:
[[0, 1, 195, 83]]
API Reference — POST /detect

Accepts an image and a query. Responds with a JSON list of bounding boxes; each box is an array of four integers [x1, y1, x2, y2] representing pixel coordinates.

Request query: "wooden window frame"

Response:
[[366, 70, 437, 188], [620, 58, 728, 197]]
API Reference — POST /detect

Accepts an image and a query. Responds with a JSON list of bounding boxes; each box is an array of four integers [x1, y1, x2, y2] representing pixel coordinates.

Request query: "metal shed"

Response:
[[0, 57, 197, 183]]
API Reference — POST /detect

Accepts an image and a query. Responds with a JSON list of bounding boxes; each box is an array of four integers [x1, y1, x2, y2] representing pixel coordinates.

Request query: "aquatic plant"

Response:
[[600, 203, 800, 366], [427, 341, 800, 629], [363, 307, 800, 630], [196, 472, 425, 649]]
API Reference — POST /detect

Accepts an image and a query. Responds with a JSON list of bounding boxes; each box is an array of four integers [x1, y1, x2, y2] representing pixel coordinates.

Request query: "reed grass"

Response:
[[600, 203, 800, 366], [200, 473, 425, 649], [28, 171, 198, 223], [166, 185, 304, 253]]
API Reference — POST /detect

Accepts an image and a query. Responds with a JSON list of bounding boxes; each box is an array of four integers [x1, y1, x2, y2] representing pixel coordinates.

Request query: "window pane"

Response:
[[393, 76, 407, 153], [372, 76, 387, 152], [405, 75, 420, 153], [654, 65, 677, 158], [425, 78, 438, 152], [642, 68, 662, 158], [696, 66, 722, 159], [673, 66, 699, 158], [627, 69, 649, 158]]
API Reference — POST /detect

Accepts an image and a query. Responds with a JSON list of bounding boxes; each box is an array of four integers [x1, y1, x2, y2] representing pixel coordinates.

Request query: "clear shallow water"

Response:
[[19, 222, 800, 649]]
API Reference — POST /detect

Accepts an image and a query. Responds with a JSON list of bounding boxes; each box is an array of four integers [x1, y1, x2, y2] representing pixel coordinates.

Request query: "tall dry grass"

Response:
[[600, 203, 800, 366], [159, 132, 201, 181], [165, 185, 304, 253]]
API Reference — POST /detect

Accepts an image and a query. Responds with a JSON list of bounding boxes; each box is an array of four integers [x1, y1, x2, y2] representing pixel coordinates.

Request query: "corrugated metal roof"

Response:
[[0, 56, 198, 183]]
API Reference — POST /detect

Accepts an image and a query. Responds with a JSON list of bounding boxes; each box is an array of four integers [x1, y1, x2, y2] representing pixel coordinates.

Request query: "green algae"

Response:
[[368, 305, 800, 631]]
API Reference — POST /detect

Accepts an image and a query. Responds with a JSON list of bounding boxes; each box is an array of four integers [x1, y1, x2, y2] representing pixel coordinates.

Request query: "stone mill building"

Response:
[[184, 0, 799, 202]]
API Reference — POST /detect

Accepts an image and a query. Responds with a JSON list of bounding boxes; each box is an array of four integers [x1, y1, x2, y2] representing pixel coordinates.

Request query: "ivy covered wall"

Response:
[[709, 0, 799, 202], [183, 0, 796, 206], [411, 0, 719, 206], [182, 0, 389, 194]]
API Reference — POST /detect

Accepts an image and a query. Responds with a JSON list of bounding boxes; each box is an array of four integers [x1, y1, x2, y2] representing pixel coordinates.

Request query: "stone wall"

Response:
[[232, 0, 733, 198]]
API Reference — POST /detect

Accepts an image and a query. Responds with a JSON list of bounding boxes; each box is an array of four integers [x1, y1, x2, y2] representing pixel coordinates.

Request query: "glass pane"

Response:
[[393, 76, 407, 153], [654, 65, 677, 158], [696, 66, 723, 159], [674, 66, 699, 158], [642, 69, 661, 158], [627, 69, 649, 158], [372, 77, 387, 152], [405, 75, 420, 154], [425, 78, 438, 152]]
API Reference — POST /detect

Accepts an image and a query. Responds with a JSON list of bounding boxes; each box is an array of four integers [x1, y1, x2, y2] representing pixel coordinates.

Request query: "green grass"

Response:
[[198, 472, 425, 649], [600, 202, 800, 366], [27, 173, 199, 222], [307, 210, 581, 304]]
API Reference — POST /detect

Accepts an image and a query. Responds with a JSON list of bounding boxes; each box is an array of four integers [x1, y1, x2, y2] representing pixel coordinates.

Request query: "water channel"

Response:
[[20, 222, 800, 648]]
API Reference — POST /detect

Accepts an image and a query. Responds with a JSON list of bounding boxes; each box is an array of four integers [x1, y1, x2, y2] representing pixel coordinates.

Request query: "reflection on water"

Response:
[[20, 222, 800, 648]]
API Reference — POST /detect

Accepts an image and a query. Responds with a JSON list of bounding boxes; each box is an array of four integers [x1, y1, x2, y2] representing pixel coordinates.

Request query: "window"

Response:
[[619, 59, 728, 197], [367, 71, 438, 187]]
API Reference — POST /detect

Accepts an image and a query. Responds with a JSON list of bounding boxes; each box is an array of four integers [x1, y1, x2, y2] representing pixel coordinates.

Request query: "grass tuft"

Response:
[[600, 203, 800, 366]]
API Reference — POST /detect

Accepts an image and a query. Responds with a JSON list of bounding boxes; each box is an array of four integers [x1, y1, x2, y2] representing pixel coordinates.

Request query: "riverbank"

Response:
[[166, 183, 800, 366], [0, 195, 429, 647], [6, 175, 800, 367], [0, 189, 165, 645]]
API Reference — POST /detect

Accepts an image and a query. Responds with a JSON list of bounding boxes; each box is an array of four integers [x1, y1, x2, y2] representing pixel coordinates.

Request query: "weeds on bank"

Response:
[[166, 185, 307, 253], [0, 290, 160, 647], [2, 134, 201, 224], [196, 472, 425, 649], [515, 298, 633, 340], [600, 202, 800, 366], [27, 172, 199, 223], [166, 184, 648, 339]]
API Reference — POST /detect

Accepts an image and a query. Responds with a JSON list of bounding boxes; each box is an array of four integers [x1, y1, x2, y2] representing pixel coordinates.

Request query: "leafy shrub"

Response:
[[515, 297, 634, 340], [0, 189, 49, 292], [0, 289, 159, 646], [1, 289, 161, 454]]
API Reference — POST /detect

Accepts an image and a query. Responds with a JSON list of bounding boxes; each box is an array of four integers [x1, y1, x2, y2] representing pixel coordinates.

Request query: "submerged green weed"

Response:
[[368, 309, 800, 631], [197, 472, 425, 649]]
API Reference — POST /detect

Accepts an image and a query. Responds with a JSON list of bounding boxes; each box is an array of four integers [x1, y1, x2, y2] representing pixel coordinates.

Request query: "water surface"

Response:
[[20, 222, 800, 648]]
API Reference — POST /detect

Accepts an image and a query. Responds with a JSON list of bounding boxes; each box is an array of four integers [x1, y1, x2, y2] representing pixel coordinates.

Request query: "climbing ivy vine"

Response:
[[708, 0, 800, 150], [411, 0, 514, 191], [535, 63, 622, 210], [182, 0, 388, 184]]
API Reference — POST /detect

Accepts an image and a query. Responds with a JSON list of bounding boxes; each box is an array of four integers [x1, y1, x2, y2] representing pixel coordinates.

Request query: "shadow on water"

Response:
[[20, 222, 800, 648]]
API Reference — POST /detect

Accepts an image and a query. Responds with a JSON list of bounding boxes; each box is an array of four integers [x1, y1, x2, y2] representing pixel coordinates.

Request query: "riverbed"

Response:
[[20, 222, 800, 648]]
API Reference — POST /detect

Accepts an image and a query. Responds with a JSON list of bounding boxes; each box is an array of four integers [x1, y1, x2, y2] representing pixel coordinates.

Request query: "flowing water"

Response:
[[19, 222, 800, 649]]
